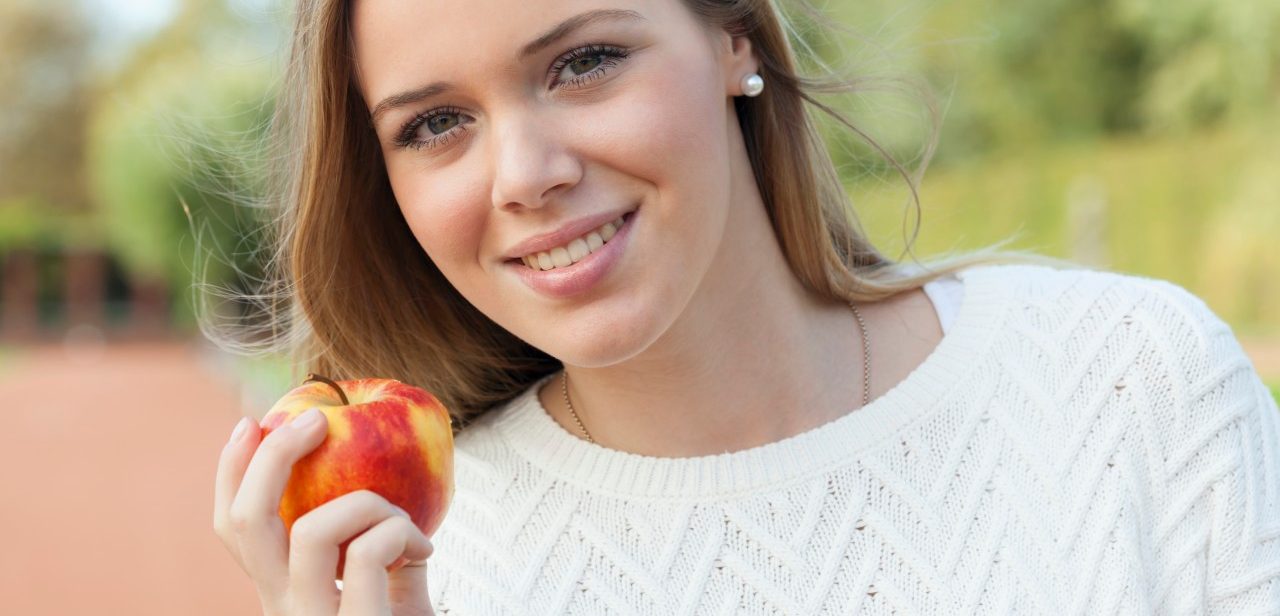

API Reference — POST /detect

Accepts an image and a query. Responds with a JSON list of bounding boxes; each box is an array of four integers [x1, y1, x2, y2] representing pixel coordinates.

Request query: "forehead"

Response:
[[350, 0, 665, 102]]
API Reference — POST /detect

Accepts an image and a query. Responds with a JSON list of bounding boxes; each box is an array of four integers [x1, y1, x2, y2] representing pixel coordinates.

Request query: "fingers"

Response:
[[288, 490, 405, 613], [385, 551, 434, 616], [227, 408, 330, 601], [337, 513, 434, 616], [214, 416, 258, 567], [216, 409, 436, 615]]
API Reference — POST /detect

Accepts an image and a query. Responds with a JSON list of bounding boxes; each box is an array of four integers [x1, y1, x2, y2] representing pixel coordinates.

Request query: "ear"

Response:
[[714, 29, 760, 97]]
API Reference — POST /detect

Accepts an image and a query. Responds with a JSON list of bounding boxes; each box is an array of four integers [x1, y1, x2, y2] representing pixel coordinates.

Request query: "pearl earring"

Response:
[[740, 73, 764, 97]]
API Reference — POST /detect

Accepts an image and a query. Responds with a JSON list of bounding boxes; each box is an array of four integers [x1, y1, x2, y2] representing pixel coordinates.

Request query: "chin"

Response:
[[547, 308, 664, 369]]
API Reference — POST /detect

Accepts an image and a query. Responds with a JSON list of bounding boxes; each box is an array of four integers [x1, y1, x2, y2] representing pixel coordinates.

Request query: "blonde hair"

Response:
[[198, 0, 1067, 434]]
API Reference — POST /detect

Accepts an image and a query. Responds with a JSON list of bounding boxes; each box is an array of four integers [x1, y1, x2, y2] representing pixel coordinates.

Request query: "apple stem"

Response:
[[304, 373, 350, 405]]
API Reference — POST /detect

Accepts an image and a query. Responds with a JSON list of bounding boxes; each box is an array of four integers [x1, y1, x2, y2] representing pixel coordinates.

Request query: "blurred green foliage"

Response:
[[0, 1, 96, 255], [0, 198, 99, 253], [810, 0, 1280, 164], [849, 117, 1280, 335], [0, 2, 90, 215], [800, 0, 1280, 334], [84, 0, 276, 327], [88, 58, 274, 325]]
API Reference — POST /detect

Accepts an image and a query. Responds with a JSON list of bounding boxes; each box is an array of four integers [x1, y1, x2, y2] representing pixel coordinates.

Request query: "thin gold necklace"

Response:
[[562, 301, 871, 444]]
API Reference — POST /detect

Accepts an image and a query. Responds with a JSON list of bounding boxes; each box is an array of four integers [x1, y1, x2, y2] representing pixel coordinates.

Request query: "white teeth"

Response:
[[523, 215, 628, 271], [550, 246, 572, 268], [567, 238, 590, 261], [600, 221, 618, 241]]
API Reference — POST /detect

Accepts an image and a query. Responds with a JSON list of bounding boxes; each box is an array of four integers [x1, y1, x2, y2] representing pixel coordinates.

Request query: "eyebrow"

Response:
[[369, 8, 645, 125]]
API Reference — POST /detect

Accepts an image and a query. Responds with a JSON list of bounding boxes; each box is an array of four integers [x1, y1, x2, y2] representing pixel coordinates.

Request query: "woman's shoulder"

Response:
[[965, 262, 1271, 449], [961, 263, 1215, 324], [943, 265, 1271, 453], [962, 262, 1248, 367]]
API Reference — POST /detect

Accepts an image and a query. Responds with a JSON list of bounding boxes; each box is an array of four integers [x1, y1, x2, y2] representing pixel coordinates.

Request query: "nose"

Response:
[[489, 111, 583, 211]]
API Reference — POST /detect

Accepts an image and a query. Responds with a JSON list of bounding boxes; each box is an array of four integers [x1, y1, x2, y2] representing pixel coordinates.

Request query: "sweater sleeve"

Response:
[[1207, 376, 1280, 615], [1142, 279, 1280, 615]]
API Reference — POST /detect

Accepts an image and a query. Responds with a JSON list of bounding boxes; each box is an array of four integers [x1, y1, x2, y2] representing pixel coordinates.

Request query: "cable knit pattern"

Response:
[[424, 264, 1280, 615]]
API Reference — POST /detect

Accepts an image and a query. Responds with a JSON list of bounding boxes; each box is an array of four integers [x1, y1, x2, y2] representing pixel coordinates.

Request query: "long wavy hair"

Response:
[[198, 0, 1064, 434]]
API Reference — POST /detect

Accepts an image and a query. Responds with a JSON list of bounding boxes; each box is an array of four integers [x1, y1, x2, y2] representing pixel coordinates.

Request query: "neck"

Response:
[[540, 194, 868, 458]]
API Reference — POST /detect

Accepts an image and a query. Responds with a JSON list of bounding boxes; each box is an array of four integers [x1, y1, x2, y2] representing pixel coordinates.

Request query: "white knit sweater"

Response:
[[423, 264, 1280, 615]]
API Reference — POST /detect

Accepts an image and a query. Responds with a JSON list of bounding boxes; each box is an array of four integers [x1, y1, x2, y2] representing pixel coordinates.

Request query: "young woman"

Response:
[[212, 0, 1280, 613]]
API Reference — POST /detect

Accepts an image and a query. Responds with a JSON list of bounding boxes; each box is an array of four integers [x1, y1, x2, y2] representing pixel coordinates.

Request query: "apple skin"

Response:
[[259, 377, 454, 580]]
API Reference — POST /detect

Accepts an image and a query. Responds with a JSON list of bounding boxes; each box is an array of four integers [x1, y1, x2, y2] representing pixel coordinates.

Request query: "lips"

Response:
[[504, 207, 637, 298], [501, 205, 637, 262], [513, 211, 634, 269]]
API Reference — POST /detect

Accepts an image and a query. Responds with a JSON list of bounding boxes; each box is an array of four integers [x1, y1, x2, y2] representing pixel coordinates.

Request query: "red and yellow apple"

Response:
[[259, 374, 454, 580]]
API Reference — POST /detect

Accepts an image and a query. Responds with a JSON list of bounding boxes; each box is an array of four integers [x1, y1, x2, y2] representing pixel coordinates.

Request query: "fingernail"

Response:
[[228, 417, 251, 444], [292, 408, 324, 430]]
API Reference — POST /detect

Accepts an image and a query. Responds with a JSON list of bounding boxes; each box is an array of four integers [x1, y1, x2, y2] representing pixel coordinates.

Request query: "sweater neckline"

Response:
[[490, 266, 1010, 499]]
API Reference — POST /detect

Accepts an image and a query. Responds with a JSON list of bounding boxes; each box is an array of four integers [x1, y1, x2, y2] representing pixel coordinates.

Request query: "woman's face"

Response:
[[351, 0, 757, 366]]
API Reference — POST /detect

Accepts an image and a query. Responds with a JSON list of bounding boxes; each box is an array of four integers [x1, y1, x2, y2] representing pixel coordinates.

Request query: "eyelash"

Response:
[[393, 43, 631, 152]]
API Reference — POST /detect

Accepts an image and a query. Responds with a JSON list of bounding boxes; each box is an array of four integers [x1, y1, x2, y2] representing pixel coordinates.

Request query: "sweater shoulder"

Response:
[[964, 262, 1178, 302], [966, 262, 1256, 408], [966, 263, 1235, 345], [976, 261, 1263, 440]]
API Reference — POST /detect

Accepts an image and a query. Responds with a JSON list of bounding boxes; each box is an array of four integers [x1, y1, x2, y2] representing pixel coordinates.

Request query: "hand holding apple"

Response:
[[260, 373, 455, 580]]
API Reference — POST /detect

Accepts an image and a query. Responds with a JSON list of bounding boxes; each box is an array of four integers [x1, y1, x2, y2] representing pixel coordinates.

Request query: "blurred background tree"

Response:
[[801, 0, 1279, 340], [0, 0, 277, 335], [85, 0, 276, 330], [0, 1, 97, 252]]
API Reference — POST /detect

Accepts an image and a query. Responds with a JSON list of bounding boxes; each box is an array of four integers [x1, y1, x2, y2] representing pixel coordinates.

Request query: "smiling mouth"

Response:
[[506, 210, 635, 270]]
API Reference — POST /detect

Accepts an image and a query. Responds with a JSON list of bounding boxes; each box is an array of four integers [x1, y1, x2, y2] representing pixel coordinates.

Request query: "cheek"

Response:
[[585, 54, 729, 209], [389, 170, 489, 277]]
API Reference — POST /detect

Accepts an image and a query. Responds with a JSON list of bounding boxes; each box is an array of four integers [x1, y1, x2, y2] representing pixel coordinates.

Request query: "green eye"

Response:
[[552, 43, 630, 88], [427, 114, 459, 135], [393, 104, 469, 151], [568, 55, 603, 76]]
